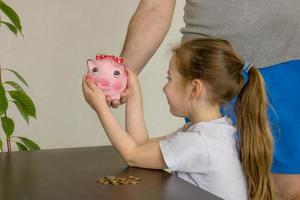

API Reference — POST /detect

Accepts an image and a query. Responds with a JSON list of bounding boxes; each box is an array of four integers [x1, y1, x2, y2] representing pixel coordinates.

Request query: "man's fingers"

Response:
[[120, 96, 128, 104], [111, 100, 120, 108], [120, 91, 129, 104], [106, 96, 112, 107]]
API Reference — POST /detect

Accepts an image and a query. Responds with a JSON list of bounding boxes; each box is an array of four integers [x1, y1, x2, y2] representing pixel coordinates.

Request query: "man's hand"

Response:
[[106, 67, 140, 108], [106, 92, 128, 108]]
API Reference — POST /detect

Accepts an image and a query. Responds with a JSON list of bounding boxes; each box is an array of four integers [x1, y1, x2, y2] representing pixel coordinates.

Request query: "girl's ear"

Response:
[[191, 79, 203, 98]]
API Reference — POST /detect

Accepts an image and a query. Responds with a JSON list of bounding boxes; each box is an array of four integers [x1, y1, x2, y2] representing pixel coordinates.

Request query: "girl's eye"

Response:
[[92, 67, 99, 73], [114, 71, 120, 78]]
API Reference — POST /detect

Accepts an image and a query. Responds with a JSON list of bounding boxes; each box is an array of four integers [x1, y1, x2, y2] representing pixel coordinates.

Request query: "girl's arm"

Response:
[[96, 105, 166, 169], [124, 69, 149, 144], [82, 76, 167, 169]]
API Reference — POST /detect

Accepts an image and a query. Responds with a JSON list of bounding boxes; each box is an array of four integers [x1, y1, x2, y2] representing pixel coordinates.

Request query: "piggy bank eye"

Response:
[[92, 67, 99, 74], [114, 71, 120, 78]]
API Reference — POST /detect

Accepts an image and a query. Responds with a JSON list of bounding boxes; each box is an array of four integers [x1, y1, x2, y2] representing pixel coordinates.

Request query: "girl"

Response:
[[82, 38, 274, 200]]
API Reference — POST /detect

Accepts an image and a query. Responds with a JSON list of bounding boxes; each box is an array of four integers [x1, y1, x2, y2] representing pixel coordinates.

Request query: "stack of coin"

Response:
[[96, 175, 141, 185]]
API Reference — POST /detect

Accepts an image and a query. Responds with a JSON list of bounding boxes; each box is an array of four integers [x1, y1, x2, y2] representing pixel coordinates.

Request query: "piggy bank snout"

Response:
[[98, 78, 110, 87]]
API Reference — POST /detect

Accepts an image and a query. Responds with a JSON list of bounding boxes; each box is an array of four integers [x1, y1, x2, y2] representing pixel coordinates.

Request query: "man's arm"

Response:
[[121, 0, 176, 74], [109, 0, 175, 108]]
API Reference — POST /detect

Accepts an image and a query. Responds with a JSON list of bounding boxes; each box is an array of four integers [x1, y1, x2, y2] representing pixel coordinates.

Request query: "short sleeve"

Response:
[[159, 131, 210, 174], [164, 127, 183, 139]]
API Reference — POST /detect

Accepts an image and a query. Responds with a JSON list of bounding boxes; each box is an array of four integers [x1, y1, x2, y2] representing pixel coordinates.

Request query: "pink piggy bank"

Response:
[[87, 54, 128, 100]]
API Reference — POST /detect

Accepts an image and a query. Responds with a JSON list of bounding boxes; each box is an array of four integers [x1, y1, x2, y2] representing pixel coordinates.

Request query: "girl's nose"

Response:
[[162, 85, 166, 93], [99, 78, 110, 87]]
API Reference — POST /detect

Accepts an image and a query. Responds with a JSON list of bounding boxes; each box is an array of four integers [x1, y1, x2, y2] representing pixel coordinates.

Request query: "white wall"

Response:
[[0, 0, 185, 150]]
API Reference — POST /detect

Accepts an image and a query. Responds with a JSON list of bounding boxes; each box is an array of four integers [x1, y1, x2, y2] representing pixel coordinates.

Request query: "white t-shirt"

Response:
[[159, 117, 247, 200]]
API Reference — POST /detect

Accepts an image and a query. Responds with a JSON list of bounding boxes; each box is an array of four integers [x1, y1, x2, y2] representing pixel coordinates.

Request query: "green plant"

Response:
[[0, 0, 40, 152]]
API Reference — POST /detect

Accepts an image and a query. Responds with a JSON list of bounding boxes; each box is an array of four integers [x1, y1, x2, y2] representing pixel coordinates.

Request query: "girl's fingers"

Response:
[[82, 76, 98, 96], [86, 78, 97, 91], [126, 66, 135, 74], [82, 76, 90, 93], [125, 67, 133, 80], [125, 67, 131, 75]]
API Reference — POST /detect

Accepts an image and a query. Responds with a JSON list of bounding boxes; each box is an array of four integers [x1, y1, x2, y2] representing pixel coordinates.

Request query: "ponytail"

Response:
[[236, 67, 275, 200]]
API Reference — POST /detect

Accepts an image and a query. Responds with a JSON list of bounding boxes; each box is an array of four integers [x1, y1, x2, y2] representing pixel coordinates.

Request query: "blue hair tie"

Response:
[[242, 61, 252, 84]]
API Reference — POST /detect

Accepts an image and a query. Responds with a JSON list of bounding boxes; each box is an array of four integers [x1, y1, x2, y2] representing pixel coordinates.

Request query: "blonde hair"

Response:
[[173, 38, 275, 200]]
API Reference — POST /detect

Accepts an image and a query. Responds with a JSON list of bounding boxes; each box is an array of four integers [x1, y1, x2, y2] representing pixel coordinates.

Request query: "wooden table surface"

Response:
[[0, 145, 221, 200]]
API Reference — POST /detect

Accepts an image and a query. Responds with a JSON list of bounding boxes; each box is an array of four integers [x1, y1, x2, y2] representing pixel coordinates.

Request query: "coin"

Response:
[[96, 175, 142, 186]]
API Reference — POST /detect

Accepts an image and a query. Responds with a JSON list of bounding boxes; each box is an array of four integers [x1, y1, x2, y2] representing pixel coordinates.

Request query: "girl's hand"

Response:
[[82, 76, 107, 111], [106, 67, 140, 107], [123, 67, 141, 99]]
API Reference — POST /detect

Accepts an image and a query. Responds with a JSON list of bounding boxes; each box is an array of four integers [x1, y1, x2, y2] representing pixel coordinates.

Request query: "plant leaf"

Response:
[[0, 20, 17, 36], [15, 141, 28, 151], [0, 84, 8, 115], [4, 81, 25, 93], [1, 116, 15, 137], [12, 100, 29, 124], [0, 1, 23, 36], [9, 90, 36, 118], [0, 138, 3, 152], [1, 68, 28, 86], [16, 136, 40, 150]]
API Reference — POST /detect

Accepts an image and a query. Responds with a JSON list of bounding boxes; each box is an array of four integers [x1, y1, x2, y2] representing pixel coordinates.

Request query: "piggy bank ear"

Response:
[[87, 59, 97, 72], [118, 64, 125, 72]]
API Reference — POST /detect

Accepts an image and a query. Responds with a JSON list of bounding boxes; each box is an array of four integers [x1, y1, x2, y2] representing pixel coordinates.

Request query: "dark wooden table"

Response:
[[0, 146, 221, 200]]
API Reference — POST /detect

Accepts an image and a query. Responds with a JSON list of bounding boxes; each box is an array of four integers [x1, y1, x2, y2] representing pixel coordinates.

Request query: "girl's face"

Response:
[[163, 55, 191, 117]]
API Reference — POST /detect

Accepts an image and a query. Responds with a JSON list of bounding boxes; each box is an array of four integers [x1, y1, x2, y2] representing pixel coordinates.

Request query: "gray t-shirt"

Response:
[[181, 0, 300, 68]]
